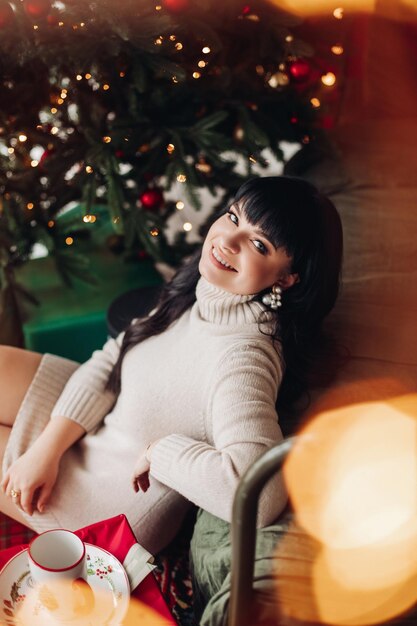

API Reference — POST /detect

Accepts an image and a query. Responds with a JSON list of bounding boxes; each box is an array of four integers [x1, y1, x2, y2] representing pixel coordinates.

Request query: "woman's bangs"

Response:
[[237, 192, 291, 251]]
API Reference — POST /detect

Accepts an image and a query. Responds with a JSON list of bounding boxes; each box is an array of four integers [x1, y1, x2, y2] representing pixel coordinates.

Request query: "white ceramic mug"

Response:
[[28, 529, 94, 620]]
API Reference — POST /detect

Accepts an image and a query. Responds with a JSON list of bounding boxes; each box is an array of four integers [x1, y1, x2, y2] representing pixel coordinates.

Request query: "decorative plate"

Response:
[[0, 543, 130, 625]]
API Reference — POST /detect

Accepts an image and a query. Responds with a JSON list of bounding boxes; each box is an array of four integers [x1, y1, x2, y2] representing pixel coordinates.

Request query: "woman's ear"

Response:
[[278, 273, 299, 291]]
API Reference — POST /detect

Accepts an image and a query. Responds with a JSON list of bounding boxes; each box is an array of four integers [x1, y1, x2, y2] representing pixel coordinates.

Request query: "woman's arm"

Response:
[[49, 330, 125, 432], [148, 342, 287, 527], [1, 416, 86, 515]]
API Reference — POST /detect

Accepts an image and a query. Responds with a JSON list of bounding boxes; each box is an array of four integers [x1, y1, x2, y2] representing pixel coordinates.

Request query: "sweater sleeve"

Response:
[[150, 342, 287, 527], [50, 331, 125, 432]]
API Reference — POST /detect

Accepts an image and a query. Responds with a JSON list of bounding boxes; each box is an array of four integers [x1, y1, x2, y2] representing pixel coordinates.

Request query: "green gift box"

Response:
[[15, 206, 162, 363]]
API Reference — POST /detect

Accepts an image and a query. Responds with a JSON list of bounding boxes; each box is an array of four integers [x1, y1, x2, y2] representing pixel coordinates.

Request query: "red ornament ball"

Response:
[[39, 148, 54, 168], [288, 59, 311, 83], [0, 2, 14, 29], [140, 188, 164, 211], [24, 0, 51, 19], [46, 11, 60, 25], [162, 0, 189, 14]]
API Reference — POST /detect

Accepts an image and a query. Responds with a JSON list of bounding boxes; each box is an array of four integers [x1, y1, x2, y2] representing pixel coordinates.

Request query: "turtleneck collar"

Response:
[[195, 276, 274, 326]]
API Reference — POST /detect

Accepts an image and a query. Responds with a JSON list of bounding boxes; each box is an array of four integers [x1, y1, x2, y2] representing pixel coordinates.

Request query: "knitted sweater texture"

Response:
[[3, 277, 286, 553]]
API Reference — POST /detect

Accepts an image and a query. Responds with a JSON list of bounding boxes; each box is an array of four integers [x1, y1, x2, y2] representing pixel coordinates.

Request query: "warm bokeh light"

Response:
[[282, 391, 417, 624], [123, 595, 176, 625], [13, 582, 173, 626], [321, 72, 336, 86], [265, 0, 375, 16], [265, 0, 417, 20], [285, 393, 417, 548], [313, 548, 417, 625]]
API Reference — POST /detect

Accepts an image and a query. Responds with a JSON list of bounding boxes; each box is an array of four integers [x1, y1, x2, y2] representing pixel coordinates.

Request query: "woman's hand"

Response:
[[131, 440, 160, 493], [0, 445, 60, 516]]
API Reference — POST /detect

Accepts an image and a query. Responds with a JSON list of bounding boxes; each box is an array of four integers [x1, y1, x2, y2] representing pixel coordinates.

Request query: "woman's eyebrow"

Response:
[[231, 203, 277, 249]]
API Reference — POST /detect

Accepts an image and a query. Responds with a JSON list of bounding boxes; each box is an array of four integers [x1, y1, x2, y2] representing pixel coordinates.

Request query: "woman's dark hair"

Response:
[[107, 176, 343, 418]]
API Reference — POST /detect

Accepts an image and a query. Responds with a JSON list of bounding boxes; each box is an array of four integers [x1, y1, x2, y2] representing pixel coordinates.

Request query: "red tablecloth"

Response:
[[0, 514, 176, 625]]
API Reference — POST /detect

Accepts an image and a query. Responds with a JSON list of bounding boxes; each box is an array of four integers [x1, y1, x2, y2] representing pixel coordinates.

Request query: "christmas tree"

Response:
[[0, 0, 342, 344]]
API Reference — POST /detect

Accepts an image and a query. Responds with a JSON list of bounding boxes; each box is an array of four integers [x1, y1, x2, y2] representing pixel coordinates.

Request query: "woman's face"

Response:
[[198, 202, 298, 295]]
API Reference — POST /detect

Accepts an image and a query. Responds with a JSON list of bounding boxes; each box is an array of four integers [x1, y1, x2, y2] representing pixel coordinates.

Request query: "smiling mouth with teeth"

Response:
[[211, 247, 237, 271]]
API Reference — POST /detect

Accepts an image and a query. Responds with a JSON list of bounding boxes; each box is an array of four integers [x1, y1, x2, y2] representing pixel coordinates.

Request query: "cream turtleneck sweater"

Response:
[[4, 277, 287, 553]]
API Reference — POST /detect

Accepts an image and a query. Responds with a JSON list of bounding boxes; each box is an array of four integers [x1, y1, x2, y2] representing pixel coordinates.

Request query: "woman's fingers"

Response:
[[132, 471, 150, 493], [19, 488, 35, 516], [138, 473, 150, 492], [37, 483, 52, 513], [0, 474, 9, 494]]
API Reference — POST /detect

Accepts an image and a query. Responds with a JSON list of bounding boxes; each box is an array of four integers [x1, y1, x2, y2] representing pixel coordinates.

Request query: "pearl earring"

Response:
[[262, 285, 282, 310]]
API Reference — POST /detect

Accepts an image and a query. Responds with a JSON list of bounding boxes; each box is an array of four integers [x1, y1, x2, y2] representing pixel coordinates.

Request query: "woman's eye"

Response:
[[253, 240, 267, 254], [227, 211, 238, 225]]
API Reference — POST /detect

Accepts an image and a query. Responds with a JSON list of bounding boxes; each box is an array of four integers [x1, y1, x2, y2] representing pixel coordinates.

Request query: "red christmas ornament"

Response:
[[46, 11, 60, 25], [162, 0, 189, 14], [140, 188, 164, 211], [0, 1, 14, 29], [24, 0, 51, 19], [39, 148, 54, 168], [288, 59, 311, 83]]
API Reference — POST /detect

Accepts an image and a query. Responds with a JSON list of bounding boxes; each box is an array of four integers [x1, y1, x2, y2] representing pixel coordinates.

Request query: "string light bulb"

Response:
[[167, 143, 175, 154], [331, 45, 344, 55], [177, 174, 186, 183], [65, 237, 74, 245], [202, 46, 211, 54], [321, 72, 336, 86], [176, 201, 184, 210], [333, 7, 344, 18], [183, 222, 192, 232]]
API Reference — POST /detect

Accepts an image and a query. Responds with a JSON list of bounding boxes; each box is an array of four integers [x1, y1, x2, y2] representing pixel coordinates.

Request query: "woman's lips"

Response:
[[210, 247, 237, 272]]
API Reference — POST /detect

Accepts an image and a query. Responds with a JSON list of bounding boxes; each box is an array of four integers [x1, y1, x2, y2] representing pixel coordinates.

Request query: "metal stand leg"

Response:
[[228, 438, 296, 626]]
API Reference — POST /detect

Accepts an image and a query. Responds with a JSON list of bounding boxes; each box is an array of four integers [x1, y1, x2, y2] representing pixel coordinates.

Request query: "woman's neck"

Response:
[[195, 276, 272, 326]]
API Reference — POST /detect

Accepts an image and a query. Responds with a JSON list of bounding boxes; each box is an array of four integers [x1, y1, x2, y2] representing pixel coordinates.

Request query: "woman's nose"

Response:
[[220, 234, 239, 254]]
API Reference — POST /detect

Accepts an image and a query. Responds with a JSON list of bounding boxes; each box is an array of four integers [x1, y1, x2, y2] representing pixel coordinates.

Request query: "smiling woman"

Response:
[[0, 176, 342, 558], [199, 203, 298, 296]]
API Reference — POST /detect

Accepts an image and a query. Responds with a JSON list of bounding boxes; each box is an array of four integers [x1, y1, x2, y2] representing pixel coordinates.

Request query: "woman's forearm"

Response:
[[31, 416, 86, 459]]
